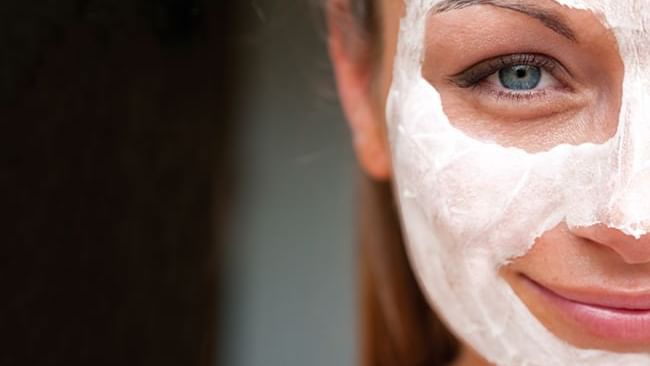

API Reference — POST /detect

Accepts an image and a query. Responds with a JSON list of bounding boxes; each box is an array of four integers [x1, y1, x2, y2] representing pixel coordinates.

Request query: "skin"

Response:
[[329, 0, 650, 365]]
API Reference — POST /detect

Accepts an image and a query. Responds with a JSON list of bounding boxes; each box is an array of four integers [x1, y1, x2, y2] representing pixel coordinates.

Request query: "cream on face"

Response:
[[387, 0, 650, 364]]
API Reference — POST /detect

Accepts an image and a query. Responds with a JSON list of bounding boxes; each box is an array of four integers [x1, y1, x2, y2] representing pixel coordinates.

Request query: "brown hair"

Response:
[[360, 179, 459, 366], [343, 1, 460, 365]]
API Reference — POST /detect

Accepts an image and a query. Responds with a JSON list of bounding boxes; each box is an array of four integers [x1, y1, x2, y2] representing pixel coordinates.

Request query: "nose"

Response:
[[571, 225, 650, 265]]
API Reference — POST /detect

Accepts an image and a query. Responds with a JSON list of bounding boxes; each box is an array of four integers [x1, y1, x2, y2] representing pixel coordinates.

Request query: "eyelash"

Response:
[[449, 53, 566, 101]]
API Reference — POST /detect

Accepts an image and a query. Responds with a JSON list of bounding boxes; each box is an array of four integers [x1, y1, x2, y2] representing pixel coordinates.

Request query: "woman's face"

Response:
[[331, 0, 650, 364]]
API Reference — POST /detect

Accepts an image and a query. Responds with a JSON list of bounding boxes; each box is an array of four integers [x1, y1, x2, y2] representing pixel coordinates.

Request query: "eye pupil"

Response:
[[499, 65, 541, 90]]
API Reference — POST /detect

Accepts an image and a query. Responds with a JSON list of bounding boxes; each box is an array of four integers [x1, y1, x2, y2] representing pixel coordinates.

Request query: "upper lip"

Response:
[[523, 275, 650, 311]]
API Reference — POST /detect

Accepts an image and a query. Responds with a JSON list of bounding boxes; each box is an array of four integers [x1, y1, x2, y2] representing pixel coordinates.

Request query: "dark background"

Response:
[[4, 1, 356, 365]]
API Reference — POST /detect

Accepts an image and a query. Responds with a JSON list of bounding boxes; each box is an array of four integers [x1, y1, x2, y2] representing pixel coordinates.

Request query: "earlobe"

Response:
[[327, 0, 392, 181], [352, 124, 392, 180]]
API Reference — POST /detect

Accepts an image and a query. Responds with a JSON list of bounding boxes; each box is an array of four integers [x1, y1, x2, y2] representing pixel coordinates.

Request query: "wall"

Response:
[[217, 1, 358, 366]]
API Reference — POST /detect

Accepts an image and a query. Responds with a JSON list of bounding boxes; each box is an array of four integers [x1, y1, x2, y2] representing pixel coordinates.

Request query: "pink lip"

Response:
[[522, 275, 650, 342]]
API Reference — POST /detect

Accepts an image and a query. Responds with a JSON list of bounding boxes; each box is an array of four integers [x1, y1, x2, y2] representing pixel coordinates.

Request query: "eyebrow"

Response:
[[432, 0, 577, 42]]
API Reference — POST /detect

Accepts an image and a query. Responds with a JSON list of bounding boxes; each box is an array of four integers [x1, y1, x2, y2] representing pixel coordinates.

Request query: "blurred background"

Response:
[[217, 1, 357, 365], [4, 1, 357, 365]]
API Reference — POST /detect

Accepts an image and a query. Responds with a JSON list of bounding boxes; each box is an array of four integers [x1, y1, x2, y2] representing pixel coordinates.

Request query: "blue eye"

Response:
[[498, 65, 542, 90]]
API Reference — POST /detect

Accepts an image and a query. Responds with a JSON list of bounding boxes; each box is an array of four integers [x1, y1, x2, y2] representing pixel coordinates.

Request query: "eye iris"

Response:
[[498, 65, 541, 90]]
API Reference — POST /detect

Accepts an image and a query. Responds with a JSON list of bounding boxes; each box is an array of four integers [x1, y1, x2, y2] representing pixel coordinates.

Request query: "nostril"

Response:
[[570, 224, 650, 265]]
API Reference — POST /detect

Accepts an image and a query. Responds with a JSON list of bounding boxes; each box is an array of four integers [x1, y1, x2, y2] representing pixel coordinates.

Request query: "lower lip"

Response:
[[522, 276, 650, 343]]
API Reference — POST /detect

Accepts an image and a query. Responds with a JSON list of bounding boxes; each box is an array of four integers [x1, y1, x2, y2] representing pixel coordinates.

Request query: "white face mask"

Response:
[[387, 1, 650, 365]]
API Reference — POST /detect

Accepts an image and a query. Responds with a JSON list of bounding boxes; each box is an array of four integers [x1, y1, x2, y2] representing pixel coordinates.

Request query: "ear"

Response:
[[326, 0, 391, 180]]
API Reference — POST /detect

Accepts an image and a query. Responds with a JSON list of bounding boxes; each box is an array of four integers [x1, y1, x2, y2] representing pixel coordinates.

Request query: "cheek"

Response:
[[390, 77, 572, 266]]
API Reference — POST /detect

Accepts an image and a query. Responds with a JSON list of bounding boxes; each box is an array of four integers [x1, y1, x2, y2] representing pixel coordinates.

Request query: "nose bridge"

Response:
[[606, 44, 650, 238]]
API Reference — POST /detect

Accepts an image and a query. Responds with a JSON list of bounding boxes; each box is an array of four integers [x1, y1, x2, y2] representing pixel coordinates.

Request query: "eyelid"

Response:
[[448, 53, 569, 89]]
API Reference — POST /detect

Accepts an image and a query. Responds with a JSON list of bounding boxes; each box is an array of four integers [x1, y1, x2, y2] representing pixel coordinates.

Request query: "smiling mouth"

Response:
[[521, 274, 650, 343]]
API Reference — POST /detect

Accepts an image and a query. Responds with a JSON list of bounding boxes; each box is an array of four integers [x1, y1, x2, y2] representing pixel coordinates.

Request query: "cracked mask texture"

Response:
[[387, 0, 650, 364]]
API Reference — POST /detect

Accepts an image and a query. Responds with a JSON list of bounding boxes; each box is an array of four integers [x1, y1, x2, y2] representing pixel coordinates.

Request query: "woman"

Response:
[[327, 0, 650, 365]]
